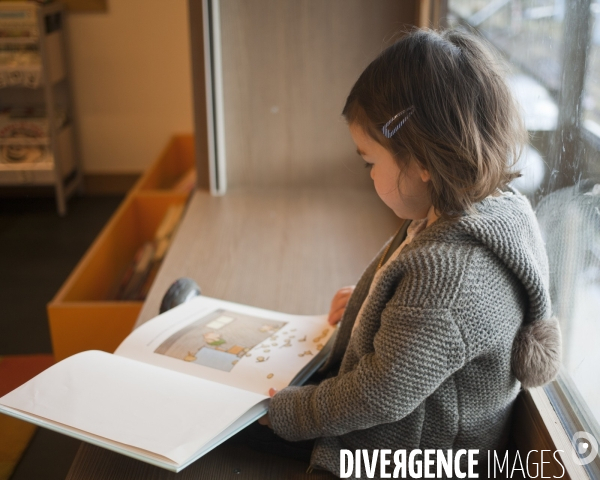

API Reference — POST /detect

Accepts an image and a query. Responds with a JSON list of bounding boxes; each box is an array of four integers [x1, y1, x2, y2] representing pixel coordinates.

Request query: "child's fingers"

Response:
[[257, 390, 277, 429], [329, 292, 352, 315], [333, 286, 355, 301], [328, 306, 344, 325], [258, 413, 271, 428], [329, 286, 354, 305], [327, 286, 355, 325], [338, 286, 355, 294], [329, 298, 347, 317], [330, 289, 353, 311], [328, 304, 347, 325]]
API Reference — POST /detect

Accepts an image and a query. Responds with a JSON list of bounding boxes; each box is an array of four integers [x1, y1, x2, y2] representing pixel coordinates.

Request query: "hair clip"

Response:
[[381, 106, 415, 138]]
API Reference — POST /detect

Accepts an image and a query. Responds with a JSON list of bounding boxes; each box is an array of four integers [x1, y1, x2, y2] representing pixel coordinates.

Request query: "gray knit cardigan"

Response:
[[269, 192, 561, 478]]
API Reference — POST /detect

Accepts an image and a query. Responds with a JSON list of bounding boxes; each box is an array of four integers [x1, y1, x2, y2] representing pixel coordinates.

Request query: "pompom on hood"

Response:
[[457, 191, 562, 389]]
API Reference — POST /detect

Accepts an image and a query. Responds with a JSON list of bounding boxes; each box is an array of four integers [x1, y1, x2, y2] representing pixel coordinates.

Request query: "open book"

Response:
[[0, 296, 336, 472]]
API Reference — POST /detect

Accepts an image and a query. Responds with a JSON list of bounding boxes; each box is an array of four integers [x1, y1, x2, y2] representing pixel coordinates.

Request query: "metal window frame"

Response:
[[545, 373, 600, 478], [202, 0, 227, 196]]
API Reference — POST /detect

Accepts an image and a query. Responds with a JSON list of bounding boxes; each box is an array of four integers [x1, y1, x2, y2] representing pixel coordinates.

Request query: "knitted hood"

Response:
[[456, 192, 562, 389]]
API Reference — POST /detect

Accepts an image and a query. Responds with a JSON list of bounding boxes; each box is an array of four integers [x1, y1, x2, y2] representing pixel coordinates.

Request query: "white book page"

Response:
[[115, 296, 335, 395], [0, 407, 181, 470], [0, 350, 268, 466]]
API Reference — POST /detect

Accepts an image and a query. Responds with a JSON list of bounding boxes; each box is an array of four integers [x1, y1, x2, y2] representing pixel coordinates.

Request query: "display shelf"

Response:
[[43, 30, 65, 84], [0, 30, 64, 87], [0, 37, 38, 46], [0, 137, 50, 146], [48, 136, 196, 361], [0, 1, 80, 214], [0, 63, 42, 88], [0, 159, 54, 184], [0, 123, 75, 185]]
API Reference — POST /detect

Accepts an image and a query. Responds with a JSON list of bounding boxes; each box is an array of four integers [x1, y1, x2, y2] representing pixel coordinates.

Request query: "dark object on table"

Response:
[[159, 277, 201, 314]]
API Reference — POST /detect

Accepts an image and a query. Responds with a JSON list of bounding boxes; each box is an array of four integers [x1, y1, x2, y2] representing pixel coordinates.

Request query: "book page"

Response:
[[115, 296, 336, 395], [0, 350, 268, 467]]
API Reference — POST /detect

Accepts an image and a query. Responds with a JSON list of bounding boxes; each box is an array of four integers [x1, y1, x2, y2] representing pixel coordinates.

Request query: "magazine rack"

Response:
[[0, 2, 82, 215]]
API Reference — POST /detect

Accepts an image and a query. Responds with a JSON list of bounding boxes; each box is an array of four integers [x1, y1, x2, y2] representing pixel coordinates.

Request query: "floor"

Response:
[[0, 194, 123, 480]]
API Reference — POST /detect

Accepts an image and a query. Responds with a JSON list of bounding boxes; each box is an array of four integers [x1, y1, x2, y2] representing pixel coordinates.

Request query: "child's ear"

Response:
[[416, 163, 431, 183]]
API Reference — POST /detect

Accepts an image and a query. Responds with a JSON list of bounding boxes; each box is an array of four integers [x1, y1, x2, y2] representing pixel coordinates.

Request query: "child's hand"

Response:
[[258, 388, 277, 429], [257, 412, 272, 428], [328, 286, 355, 326]]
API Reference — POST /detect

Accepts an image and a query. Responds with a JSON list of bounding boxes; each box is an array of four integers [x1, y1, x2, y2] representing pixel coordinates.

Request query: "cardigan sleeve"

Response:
[[268, 303, 466, 441]]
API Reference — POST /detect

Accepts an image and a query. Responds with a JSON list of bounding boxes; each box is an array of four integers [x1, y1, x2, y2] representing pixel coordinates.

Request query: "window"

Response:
[[448, 1, 600, 475]]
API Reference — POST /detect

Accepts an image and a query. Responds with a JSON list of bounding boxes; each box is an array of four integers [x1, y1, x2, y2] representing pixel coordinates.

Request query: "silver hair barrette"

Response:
[[381, 106, 415, 138]]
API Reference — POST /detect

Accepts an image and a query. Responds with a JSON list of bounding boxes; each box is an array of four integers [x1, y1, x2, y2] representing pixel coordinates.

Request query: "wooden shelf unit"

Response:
[[47, 134, 195, 361]]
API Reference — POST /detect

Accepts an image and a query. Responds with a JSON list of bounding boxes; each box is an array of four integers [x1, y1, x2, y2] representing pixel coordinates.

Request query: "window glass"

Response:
[[448, 0, 600, 431]]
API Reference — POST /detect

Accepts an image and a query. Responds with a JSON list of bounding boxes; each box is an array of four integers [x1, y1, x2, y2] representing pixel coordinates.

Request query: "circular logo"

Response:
[[572, 431, 598, 466]]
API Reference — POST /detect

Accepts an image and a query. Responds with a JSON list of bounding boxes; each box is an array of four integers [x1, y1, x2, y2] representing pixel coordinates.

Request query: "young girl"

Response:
[[254, 28, 562, 477]]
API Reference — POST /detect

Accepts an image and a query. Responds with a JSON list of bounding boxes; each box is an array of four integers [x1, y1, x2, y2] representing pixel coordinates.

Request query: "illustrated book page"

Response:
[[114, 295, 336, 395]]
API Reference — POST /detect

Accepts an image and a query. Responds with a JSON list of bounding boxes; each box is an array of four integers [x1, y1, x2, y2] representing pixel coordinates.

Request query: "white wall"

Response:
[[67, 0, 193, 173]]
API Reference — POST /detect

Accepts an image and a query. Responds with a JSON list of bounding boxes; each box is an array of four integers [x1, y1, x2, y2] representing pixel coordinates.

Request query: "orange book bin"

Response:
[[136, 135, 195, 192], [47, 135, 195, 361]]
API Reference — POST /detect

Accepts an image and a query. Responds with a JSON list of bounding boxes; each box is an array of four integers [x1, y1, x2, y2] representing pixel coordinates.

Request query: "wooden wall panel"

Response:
[[219, 0, 416, 189]]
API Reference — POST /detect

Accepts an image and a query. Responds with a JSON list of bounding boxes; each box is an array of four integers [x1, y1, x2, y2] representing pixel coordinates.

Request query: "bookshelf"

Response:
[[47, 134, 195, 361], [0, 2, 82, 215]]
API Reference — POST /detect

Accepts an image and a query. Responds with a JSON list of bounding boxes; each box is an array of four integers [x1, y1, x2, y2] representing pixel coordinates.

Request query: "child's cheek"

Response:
[[374, 178, 399, 209]]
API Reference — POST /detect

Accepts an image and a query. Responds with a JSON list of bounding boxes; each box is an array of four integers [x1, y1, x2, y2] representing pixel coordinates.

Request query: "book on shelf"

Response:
[[0, 295, 336, 472]]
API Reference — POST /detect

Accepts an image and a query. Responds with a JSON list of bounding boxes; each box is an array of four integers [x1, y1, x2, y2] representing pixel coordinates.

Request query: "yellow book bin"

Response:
[[47, 135, 195, 361]]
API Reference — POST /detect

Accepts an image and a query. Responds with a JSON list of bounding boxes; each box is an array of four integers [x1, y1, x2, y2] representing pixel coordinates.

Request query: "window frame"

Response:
[[545, 373, 600, 478], [515, 385, 591, 479]]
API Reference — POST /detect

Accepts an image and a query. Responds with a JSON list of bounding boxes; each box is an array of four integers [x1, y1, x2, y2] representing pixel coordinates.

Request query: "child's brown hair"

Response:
[[343, 28, 526, 218]]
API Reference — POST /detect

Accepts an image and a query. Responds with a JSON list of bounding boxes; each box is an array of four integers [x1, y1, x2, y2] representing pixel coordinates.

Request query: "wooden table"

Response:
[[66, 187, 398, 479]]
